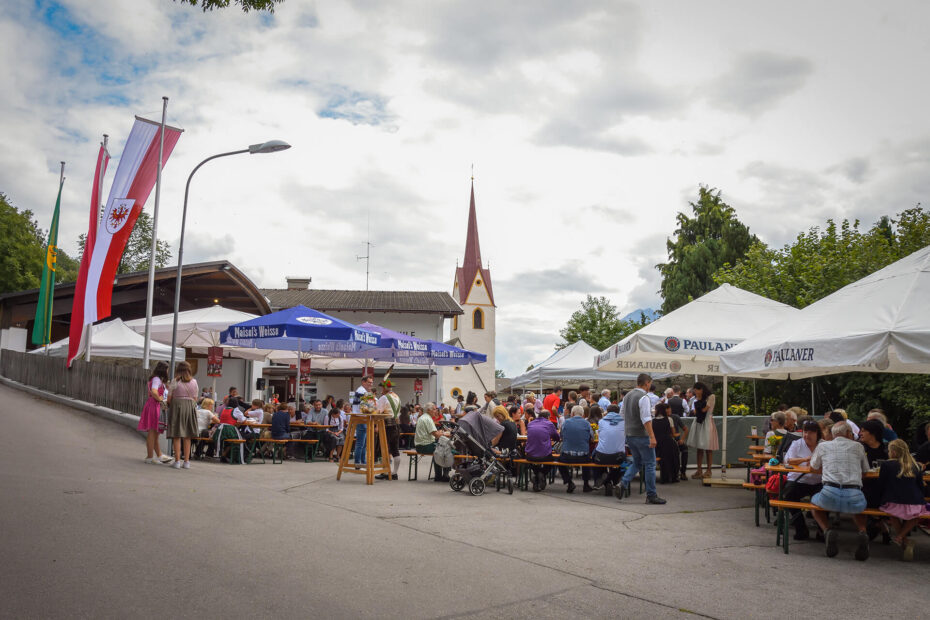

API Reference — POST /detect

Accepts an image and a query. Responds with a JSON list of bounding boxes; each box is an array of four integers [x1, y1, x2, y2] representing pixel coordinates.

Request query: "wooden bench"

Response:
[[256, 438, 289, 464], [769, 499, 930, 554], [223, 439, 248, 464], [289, 438, 319, 462], [511, 458, 625, 492], [748, 445, 765, 452], [742, 482, 771, 526], [404, 450, 427, 481]]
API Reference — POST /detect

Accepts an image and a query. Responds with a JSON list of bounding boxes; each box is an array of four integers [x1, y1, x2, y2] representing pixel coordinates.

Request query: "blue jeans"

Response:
[[621, 435, 657, 497], [353, 424, 367, 464]]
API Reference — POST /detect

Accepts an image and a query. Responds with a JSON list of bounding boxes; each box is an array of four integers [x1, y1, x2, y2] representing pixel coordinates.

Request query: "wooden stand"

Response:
[[337, 413, 392, 485]]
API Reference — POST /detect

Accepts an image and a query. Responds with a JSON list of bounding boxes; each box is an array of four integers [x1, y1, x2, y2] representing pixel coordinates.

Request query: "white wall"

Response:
[[0, 327, 28, 352], [193, 357, 251, 403]]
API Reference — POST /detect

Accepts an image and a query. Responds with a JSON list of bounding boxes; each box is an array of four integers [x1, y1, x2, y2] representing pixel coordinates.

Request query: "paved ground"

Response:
[[1, 382, 926, 619]]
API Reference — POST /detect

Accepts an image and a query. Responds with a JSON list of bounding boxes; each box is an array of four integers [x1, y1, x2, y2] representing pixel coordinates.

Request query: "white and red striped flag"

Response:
[[67, 117, 182, 366]]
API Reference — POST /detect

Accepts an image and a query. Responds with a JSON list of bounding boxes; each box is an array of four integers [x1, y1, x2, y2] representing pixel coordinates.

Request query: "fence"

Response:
[[0, 350, 148, 415]]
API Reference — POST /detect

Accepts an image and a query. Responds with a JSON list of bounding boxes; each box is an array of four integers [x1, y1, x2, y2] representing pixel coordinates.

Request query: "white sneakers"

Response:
[[181, 461, 190, 469], [171, 460, 182, 469], [144, 457, 159, 464], [158, 454, 173, 463]]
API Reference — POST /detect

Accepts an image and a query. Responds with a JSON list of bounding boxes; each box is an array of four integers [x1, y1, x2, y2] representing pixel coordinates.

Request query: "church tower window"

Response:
[[473, 308, 484, 329]]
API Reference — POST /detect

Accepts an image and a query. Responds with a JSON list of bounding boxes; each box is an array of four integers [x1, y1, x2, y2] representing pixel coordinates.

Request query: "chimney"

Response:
[[286, 276, 311, 290]]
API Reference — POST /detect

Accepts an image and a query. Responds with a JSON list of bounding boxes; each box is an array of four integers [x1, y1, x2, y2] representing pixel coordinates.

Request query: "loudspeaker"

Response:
[[256, 378, 266, 390]]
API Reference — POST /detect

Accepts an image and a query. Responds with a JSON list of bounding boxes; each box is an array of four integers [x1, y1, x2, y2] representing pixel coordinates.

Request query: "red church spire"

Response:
[[455, 179, 495, 306]]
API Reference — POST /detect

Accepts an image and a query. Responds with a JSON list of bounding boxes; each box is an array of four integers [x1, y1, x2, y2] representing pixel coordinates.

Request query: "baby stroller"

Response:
[[448, 426, 514, 496]]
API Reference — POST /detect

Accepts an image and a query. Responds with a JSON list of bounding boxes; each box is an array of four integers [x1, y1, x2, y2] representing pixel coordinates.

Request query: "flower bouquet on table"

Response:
[[359, 393, 377, 414]]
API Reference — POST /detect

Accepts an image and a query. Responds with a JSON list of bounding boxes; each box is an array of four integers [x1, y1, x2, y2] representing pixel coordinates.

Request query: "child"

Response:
[[879, 439, 928, 561]]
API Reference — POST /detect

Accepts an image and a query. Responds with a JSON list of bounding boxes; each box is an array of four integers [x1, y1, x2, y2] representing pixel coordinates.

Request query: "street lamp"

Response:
[[169, 140, 292, 375]]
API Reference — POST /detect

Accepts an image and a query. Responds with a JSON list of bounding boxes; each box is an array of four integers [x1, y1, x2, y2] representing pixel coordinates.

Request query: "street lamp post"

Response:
[[169, 140, 291, 376]]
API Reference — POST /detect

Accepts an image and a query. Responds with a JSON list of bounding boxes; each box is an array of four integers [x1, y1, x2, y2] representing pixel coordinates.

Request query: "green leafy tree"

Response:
[[495, 369, 506, 379], [176, 0, 283, 12], [0, 193, 45, 293], [657, 186, 758, 314], [78, 211, 172, 274], [714, 204, 930, 436], [558, 295, 651, 352], [714, 206, 930, 308]]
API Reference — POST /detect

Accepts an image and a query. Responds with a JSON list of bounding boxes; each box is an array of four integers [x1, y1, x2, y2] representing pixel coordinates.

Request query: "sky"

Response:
[[2, 0, 929, 377]]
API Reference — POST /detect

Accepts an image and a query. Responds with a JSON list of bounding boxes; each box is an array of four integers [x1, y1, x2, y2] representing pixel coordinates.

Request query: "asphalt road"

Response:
[[0, 382, 925, 619]]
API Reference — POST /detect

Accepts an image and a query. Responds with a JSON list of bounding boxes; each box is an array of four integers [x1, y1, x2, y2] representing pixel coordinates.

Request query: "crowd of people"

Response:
[[137, 364, 930, 561], [761, 406, 928, 561]]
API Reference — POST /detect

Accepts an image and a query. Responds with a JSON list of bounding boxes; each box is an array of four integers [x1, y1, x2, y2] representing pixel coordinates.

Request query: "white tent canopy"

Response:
[[511, 341, 638, 389], [594, 284, 800, 376], [31, 318, 185, 361], [594, 284, 801, 477], [720, 245, 930, 379], [125, 305, 274, 361]]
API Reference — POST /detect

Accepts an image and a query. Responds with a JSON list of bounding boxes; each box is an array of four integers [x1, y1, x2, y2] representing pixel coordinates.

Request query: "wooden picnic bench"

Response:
[[769, 499, 930, 554]]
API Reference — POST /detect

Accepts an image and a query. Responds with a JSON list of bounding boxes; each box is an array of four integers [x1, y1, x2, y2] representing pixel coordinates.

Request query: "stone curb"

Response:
[[0, 375, 142, 432]]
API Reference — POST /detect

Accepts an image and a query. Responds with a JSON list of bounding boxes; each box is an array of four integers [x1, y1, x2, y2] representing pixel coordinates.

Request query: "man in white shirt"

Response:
[[351, 375, 374, 466], [809, 421, 871, 560], [242, 399, 264, 438], [597, 389, 611, 410], [375, 380, 402, 480]]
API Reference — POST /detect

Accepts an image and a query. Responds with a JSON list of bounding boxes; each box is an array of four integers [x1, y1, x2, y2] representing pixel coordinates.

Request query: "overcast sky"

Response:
[[2, 1, 929, 376]]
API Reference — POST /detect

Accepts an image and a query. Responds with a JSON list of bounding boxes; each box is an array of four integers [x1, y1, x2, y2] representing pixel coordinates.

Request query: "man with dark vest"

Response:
[[616, 373, 667, 504], [375, 379, 402, 480]]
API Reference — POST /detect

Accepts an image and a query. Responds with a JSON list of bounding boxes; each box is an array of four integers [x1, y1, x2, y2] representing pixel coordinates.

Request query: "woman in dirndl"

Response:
[[685, 382, 719, 479], [138, 361, 172, 464], [167, 361, 200, 469]]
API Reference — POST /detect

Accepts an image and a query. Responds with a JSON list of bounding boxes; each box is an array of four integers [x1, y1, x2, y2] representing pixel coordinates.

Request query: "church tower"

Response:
[[442, 180, 496, 404]]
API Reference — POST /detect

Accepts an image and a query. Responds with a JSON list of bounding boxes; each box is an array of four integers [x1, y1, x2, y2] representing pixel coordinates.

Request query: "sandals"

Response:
[[702, 470, 712, 478], [691, 471, 704, 479]]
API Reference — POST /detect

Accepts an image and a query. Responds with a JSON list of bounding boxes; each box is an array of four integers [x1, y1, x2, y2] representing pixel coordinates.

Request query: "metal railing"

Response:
[[0, 350, 147, 415]]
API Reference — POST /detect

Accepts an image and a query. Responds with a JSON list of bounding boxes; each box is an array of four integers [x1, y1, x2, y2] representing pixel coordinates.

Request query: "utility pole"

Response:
[[356, 211, 374, 290]]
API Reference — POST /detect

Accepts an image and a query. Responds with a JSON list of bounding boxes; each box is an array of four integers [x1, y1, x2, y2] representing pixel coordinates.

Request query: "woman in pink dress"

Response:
[[138, 361, 172, 464]]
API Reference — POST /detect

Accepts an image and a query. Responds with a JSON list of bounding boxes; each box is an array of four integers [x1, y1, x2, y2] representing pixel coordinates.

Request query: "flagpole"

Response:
[[42, 161, 66, 355], [84, 135, 109, 365], [143, 97, 168, 369]]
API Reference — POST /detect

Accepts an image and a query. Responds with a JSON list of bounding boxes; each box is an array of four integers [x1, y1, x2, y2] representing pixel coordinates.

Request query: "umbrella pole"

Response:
[[810, 378, 815, 414], [296, 338, 302, 406], [721, 375, 728, 480]]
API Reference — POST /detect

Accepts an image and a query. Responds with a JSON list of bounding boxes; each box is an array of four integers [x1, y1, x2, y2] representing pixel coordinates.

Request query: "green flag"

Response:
[[31, 177, 64, 346]]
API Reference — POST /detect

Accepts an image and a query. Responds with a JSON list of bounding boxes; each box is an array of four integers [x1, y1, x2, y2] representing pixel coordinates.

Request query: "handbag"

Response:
[[157, 402, 168, 433]]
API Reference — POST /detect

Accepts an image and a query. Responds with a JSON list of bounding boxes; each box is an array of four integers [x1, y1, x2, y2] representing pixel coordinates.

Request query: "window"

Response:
[[473, 308, 484, 329], [453, 316, 458, 331], [475, 278, 482, 286]]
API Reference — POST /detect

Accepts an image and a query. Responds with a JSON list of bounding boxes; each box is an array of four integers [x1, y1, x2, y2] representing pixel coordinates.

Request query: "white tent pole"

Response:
[[810, 378, 815, 414], [721, 375, 728, 480]]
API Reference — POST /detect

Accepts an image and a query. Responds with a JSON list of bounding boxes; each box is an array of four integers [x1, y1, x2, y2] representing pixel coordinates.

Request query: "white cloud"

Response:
[[2, 1, 930, 376]]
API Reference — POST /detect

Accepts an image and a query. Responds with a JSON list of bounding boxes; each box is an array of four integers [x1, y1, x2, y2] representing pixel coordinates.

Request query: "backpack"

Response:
[[433, 436, 455, 468]]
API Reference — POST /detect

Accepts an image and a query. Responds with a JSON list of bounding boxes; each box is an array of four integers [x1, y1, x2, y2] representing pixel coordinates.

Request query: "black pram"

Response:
[[449, 425, 515, 496]]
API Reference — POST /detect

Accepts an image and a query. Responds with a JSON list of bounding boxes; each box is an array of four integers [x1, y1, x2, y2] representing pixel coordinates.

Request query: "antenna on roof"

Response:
[[356, 211, 374, 291]]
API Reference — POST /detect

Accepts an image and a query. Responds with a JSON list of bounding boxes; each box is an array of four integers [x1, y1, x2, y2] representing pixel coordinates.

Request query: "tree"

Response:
[[657, 186, 758, 314], [78, 211, 172, 274], [175, 0, 283, 12], [0, 193, 45, 294], [557, 295, 651, 352], [494, 369, 506, 379], [714, 206, 930, 308], [714, 204, 930, 437]]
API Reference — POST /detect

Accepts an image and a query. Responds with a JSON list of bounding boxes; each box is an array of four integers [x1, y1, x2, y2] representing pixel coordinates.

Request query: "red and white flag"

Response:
[[67, 117, 182, 366]]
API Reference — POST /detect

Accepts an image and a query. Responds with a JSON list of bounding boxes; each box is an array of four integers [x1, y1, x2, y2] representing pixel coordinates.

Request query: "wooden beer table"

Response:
[[337, 413, 393, 485]]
